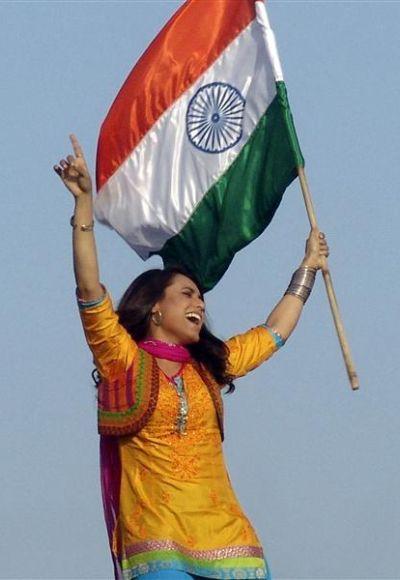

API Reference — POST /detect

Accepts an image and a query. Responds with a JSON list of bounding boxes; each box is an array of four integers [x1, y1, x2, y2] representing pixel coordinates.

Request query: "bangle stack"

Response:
[[284, 265, 317, 304]]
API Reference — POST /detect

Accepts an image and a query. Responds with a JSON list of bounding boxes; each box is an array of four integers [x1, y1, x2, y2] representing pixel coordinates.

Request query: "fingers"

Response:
[[310, 226, 324, 239], [319, 235, 329, 257], [308, 227, 330, 257], [53, 157, 80, 179], [53, 145, 83, 176], [66, 155, 81, 177], [311, 227, 327, 244], [53, 135, 86, 177], [53, 157, 68, 175], [53, 163, 63, 176], [53, 158, 69, 177], [69, 133, 84, 158], [53, 136, 93, 198]]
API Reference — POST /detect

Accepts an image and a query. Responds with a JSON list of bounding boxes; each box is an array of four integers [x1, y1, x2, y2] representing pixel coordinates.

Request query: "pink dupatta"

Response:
[[100, 435, 123, 579]]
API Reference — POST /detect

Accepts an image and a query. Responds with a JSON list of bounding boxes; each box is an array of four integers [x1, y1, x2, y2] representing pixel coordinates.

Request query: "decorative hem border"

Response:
[[122, 558, 270, 580], [125, 539, 263, 560]]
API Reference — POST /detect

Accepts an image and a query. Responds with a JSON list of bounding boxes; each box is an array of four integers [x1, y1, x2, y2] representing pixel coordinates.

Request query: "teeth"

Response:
[[186, 312, 201, 323]]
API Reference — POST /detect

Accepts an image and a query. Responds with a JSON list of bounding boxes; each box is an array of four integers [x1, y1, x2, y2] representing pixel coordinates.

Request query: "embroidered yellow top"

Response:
[[78, 289, 284, 580]]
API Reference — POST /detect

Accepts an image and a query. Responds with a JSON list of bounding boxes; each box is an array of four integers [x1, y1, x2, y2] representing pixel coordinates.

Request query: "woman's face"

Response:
[[150, 273, 205, 345]]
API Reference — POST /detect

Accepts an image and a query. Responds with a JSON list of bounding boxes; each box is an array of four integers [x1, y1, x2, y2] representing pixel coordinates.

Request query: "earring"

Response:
[[151, 311, 163, 326]]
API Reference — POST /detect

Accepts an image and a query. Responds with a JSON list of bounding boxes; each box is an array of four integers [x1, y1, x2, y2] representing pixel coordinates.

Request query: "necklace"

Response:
[[139, 339, 190, 435], [171, 375, 188, 436]]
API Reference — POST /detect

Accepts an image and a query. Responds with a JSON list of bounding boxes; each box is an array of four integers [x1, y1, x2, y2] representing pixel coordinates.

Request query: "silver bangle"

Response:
[[284, 266, 317, 304]]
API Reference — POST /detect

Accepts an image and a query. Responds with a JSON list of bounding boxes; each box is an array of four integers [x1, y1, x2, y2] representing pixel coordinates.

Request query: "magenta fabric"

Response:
[[100, 435, 123, 579], [137, 339, 191, 362]]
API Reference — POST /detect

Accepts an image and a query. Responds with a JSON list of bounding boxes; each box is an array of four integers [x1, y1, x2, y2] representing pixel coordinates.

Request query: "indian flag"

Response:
[[95, 0, 304, 292]]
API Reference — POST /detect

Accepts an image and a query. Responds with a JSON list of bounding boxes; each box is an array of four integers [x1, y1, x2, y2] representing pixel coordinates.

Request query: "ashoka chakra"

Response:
[[186, 82, 245, 154]]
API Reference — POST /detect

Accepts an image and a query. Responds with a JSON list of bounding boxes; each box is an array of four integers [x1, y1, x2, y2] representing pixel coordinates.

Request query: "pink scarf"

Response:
[[137, 338, 191, 362]]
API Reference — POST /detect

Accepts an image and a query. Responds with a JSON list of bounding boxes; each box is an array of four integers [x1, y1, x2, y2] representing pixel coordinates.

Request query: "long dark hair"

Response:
[[116, 266, 235, 393]]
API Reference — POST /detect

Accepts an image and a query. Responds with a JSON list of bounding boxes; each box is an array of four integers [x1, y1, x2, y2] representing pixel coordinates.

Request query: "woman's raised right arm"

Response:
[[53, 134, 103, 302], [54, 135, 137, 378]]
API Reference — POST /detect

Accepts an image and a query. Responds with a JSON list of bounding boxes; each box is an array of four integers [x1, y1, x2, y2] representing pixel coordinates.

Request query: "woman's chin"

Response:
[[183, 329, 201, 344]]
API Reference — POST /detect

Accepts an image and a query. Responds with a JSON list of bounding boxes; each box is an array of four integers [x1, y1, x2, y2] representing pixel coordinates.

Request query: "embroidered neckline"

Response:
[[158, 362, 185, 381]]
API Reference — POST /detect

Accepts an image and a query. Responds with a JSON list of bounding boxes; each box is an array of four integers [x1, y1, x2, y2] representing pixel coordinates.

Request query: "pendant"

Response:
[[171, 376, 188, 435]]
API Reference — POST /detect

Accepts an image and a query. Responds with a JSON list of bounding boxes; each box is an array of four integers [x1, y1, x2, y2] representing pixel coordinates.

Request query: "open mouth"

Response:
[[185, 312, 202, 326]]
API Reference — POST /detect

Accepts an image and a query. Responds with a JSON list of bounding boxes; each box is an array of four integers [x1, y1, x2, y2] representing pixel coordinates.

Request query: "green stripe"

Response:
[[156, 81, 303, 292], [122, 549, 265, 570]]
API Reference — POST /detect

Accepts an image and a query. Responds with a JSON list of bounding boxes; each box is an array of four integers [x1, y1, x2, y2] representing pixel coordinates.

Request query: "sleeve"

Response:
[[225, 323, 286, 379], [76, 285, 138, 380]]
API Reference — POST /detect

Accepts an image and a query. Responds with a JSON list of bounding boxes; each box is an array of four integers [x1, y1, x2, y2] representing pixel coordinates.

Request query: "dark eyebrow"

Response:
[[182, 286, 203, 300]]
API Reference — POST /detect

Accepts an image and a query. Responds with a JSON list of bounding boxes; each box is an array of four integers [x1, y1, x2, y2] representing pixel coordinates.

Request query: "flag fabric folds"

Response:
[[95, 0, 304, 292]]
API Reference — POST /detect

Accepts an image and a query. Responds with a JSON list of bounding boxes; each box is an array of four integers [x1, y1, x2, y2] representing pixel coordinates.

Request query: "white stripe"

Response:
[[95, 19, 278, 259], [255, 1, 284, 82]]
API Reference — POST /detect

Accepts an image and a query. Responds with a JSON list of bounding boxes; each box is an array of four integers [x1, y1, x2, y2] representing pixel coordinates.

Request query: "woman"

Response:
[[54, 135, 329, 580]]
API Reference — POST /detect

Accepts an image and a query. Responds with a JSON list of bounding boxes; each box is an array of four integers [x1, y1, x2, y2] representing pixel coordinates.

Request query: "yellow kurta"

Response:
[[78, 289, 282, 579]]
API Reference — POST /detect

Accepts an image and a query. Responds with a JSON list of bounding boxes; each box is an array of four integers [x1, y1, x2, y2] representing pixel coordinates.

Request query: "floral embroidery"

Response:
[[206, 430, 223, 446], [117, 364, 266, 579], [209, 489, 221, 508], [168, 428, 207, 448], [125, 501, 148, 540], [148, 366, 221, 438], [185, 372, 216, 431], [138, 368, 222, 481], [171, 451, 200, 480], [155, 377, 180, 433], [160, 490, 171, 505]]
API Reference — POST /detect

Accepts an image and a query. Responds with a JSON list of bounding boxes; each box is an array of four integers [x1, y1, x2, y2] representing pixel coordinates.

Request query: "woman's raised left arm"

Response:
[[225, 227, 329, 379], [265, 227, 329, 341]]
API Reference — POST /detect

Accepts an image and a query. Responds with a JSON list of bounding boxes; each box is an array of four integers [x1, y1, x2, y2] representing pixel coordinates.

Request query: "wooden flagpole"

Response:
[[297, 166, 359, 391]]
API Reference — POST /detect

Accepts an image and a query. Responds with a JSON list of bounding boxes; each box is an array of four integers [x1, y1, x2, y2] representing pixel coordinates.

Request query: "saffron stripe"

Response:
[[96, 0, 255, 190]]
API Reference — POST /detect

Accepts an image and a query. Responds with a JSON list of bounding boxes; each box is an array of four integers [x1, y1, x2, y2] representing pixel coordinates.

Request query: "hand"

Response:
[[301, 227, 330, 272], [53, 134, 92, 198]]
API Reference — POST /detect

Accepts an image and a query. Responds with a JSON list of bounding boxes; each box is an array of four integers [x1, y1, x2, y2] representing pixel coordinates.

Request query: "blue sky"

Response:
[[1, 1, 399, 578]]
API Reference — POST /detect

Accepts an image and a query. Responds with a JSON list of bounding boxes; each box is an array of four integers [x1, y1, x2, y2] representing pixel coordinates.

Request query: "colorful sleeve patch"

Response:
[[259, 323, 286, 348]]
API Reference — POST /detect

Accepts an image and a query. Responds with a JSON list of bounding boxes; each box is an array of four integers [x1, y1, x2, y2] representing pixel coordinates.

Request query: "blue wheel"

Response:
[[186, 82, 245, 154]]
